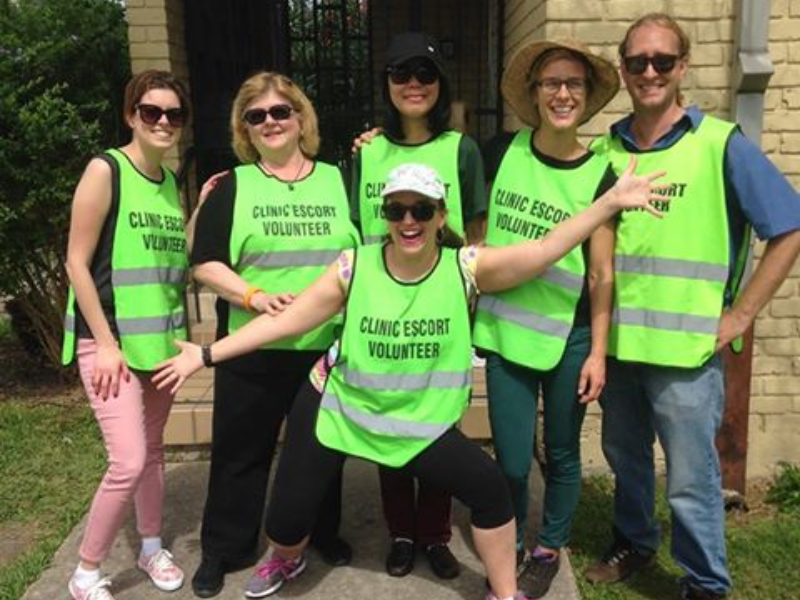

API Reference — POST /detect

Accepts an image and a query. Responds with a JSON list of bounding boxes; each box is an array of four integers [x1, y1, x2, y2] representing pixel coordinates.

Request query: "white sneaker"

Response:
[[137, 548, 184, 592], [68, 577, 115, 600]]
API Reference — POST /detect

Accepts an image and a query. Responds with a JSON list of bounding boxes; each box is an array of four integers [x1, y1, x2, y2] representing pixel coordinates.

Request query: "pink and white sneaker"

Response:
[[68, 577, 115, 600], [137, 548, 185, 592]]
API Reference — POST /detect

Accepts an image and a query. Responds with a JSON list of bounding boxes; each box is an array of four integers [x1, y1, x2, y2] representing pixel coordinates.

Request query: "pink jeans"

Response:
[[76, 338, 174, 563]]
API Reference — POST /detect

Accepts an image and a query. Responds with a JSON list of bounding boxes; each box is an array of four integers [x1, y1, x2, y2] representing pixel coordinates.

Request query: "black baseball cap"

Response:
[[385, 32, 445, 73]]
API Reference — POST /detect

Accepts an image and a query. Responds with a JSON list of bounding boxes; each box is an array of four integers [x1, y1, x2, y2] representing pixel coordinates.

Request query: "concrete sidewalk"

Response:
[[22, 459, 581, 600]]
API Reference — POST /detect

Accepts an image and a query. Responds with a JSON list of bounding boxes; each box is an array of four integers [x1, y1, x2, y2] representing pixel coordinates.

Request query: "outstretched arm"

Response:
[[476, 157, 664, 293], [153, 262, 346, 393]]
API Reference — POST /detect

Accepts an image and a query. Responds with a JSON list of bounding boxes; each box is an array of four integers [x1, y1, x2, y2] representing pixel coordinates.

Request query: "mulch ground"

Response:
[[0, 336, 80, 403]]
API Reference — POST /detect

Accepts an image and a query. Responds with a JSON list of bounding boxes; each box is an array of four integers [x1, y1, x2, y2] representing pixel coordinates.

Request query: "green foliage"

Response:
[[766, 462, 800, 513], [0, 0, 130, 367]]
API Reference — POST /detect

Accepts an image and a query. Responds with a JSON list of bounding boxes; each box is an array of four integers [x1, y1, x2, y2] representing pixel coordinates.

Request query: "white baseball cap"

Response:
[[381, 163, 446, 201]]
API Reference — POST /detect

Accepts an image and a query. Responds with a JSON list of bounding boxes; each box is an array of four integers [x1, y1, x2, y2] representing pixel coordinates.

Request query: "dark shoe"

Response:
[[680, 581, 726, 600], [385, 539, 415, 577], [191, 556, 226, 598], [425, 543, 460, 579], [585, 540, 654, 584], [518, 550, 560, 598], [312, 536, 353, 567]]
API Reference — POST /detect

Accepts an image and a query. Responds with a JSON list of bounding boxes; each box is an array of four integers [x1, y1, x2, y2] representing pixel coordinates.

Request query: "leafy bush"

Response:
[[0, 0, 130, 367], [766, 462, 800, 513]]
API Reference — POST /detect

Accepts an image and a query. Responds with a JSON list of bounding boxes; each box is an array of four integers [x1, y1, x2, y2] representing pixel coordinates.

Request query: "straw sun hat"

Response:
[[501, 38, 620, 128]]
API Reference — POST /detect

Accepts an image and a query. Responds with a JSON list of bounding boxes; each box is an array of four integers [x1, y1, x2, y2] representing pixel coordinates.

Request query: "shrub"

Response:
[[0, 0, 130, 367], [766, 462, 800, 514]]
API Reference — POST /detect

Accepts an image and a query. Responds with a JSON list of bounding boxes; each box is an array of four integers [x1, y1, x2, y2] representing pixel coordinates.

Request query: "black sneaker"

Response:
[[425, 543, 460, 579], [518, 551, 560, 598], [191, 556, 227, 598], [385, 539, 415, 577], [312, 536, 353, 567], [585, 540, 653, 584]]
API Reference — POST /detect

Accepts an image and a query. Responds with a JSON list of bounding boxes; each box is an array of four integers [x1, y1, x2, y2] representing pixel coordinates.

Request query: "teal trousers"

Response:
[[485, 325, 590, 550]]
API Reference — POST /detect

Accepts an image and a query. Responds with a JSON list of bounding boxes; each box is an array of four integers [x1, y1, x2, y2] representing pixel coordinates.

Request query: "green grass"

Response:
[[570, 475, 800, 600], [0, 401, 104, 600]]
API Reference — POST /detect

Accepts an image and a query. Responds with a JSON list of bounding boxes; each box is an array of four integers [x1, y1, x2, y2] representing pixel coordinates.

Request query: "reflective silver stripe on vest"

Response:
[[64, 314, 75, 333], [239, 249, 341, 268], [539, 265, 583, 293], [320, 390, 452, 440], [116, 312, 187, 335], [615, 255, 728, 282], [613, 307, 719, 335], [478, 295, 572, 340], [363, 234, 384, 245], [112, 266, 187, 286], [340, 365, 471, 391]]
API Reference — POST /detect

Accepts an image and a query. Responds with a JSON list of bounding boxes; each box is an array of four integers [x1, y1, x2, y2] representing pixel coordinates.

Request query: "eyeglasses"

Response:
[[534, 78, 587, 96], [622, 53, 680, 75], [241, 104, 295, 125], [387, 63, 440, 85], [136, 104, 187, 128], [382, 201, 438, 222]]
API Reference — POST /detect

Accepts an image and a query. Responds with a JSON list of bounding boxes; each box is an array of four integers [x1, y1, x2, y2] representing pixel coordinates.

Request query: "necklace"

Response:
[[259, 156, 306, 191]]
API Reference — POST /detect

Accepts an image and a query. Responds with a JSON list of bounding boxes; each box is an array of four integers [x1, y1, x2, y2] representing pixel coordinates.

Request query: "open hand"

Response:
[[152, 340, 204, 394], [611, 156, 668, 217]]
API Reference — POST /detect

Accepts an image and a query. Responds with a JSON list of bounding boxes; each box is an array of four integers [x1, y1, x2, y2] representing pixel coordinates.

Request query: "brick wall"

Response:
[[504, 0, 800, 477], [125, 0, 192, 170]]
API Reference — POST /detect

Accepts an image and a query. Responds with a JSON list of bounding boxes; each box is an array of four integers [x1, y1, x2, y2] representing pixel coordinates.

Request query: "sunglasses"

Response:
[[136, 103, 187, 128], [622, 53, 680, 75], [241, 104, 294, 125], [382, 201, 438, 223], [387, 63, 440, 86]]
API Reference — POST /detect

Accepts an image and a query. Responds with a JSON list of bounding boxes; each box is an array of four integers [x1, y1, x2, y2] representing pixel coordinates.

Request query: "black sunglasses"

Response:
[[136, 103, 187, 128], [241, 104, 294, 125], [623, 53, 680, 75], [387, 62, 440, 86], [382, 201, 438, 223]]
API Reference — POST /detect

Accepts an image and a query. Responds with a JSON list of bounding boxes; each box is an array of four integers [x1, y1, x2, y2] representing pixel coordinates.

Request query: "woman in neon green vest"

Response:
[[188, 71, 359, 598], [351, 30, 488, 580], [473, 39, 620, 598], [154, 161, 663, 600], [62, 70, 190, 600]]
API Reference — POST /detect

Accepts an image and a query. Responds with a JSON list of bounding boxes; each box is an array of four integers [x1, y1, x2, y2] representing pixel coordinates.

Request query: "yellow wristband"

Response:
[[243, 286, 264, 313]]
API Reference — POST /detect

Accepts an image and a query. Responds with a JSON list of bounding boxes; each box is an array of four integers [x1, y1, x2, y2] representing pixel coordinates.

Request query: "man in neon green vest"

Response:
[[585, 13, 800, 600]]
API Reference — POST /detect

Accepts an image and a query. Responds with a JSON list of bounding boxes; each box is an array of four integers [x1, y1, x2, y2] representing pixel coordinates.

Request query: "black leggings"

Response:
[[266, 381, 514, 546]]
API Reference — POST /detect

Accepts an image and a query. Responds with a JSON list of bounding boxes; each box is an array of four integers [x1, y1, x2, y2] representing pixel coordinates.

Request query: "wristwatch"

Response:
[[201, 344, 214, 368]]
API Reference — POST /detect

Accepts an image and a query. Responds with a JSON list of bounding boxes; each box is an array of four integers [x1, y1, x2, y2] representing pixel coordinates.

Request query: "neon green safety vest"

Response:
[[473, 128, 608, 370], [228, 162, 359, 350], [316, 244, 472, 467], [358, 132, 464, 244], [62, 148, 188, 370], [592, 115, 736, 367]]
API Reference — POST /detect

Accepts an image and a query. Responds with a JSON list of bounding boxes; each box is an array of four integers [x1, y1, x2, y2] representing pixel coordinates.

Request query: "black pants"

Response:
[[200, 351, 343, 562], [266, 381, 513, 546]]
